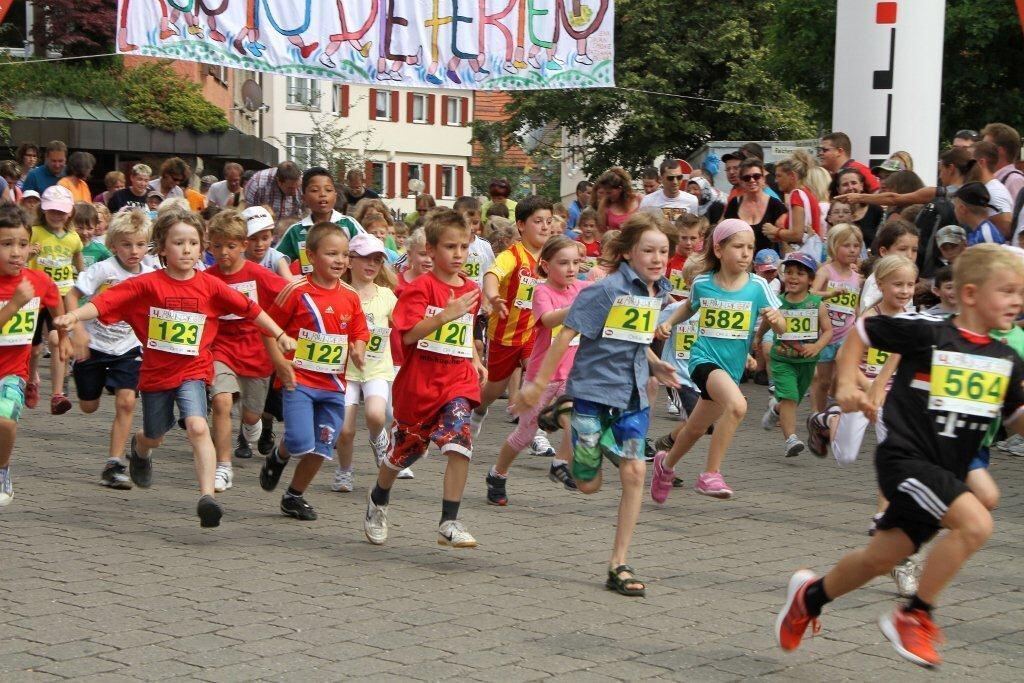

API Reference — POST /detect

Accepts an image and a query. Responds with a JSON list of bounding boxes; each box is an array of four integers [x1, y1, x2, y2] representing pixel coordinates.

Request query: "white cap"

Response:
[[242, 206, 274, 237], [348, 232, 387, 257], [21, 190, 41, 200]]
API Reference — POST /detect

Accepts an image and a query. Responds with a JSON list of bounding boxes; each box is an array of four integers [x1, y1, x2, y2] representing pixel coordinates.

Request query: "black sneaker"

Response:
[[672, 476, 685, 488], [259, 448, 287, 491], [654, 433, 675, 452], [128, 435, 152, 488], [100, 461, 132, 490], [233, 429, 254, 459], [257, 423, 275, 456], [644, 438, 656, 462], [197, 495, 223, 528], [486, 473, 508, 506], [548, 463, 577, 491], [280, 494, 317, 521]]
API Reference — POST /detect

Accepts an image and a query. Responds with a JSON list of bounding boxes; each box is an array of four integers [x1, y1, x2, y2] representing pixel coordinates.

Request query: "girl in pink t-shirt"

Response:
[[486, 236, 588, 505]]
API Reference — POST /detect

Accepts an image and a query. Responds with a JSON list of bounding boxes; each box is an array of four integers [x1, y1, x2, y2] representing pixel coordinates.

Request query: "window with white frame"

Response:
[[371, 162, 387, 196], [286, 77, 320, 110], [411, 94, 428, 124], [446, 97, 464, 126], [331, 84, 345, 114], [285, 133, 314, 168], [441, 165, 457, 199], [374, 90, 392, 120], [407, 163, 423, 195]]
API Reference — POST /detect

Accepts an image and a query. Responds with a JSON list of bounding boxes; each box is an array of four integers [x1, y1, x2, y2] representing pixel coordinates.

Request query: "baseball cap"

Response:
[[722, 151, 743, 162], [20, 190, 40, 201], [754, 248, 780, 273], [242, 206, 275, 237], [200, 174, 217, 187], [780, 251, 818, 275], [348, 232, 387, 258], [953, 182, 994, 209], [40, 185, 73, 213], [146, 189, 164, 201], [935, 225, 967, 246], [871, 158, 905, 174]]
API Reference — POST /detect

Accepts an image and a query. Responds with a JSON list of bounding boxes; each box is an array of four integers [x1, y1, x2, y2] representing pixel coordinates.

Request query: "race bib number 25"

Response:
[[0, 297, 40, 346]]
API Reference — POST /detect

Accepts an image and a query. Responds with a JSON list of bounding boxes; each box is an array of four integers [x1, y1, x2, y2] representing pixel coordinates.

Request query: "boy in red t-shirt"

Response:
[[666, 213, 703, 301], [206, 211, 288, 493], [0, 205, 66, 506], [364, 210, 486, 548], [55, 211, 296, 528], [258, 222, 369, 522]]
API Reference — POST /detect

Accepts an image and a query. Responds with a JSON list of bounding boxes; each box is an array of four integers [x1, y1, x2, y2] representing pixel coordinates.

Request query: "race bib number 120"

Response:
[[928, 350, 1011, 418], [419, 306, 473, 358], [602, 295, 660, 344], [147, 307, 206, 356]]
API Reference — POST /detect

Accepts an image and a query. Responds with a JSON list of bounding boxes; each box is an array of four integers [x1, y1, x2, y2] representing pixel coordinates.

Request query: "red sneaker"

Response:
[[51, 394, 72, 415], [879, 607, 943, 668], [24, 382, 39, 409], [775, 569, 821, 651]]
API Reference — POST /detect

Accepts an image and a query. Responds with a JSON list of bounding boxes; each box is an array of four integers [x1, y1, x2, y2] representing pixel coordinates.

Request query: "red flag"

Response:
[[0, 1, 13, 24]]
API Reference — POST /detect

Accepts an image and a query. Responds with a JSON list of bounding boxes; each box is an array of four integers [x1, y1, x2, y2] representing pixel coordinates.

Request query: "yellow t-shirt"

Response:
[[345, 284, 397, 383], [29, 226, 83, 295]]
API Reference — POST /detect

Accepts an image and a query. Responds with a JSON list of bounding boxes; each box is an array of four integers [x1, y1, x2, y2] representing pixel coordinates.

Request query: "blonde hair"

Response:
[[157, 197, 191, 215], [93, 203, 111, 226], [105, 208, 151, 250], [406, 227, 427, 253], [681, 251, 705, 285], [775, 149, 817, 181], [805, 167, 832, 202], [872, 254, 917, 285], [954, 243, 1024, 291], [206, 208, 247, 242], [342, 256, 398, 290], [826, 223, 864, 260]]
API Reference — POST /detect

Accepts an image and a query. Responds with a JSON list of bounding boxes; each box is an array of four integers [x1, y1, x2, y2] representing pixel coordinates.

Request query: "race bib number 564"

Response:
[[928, 350, 1012, 418]]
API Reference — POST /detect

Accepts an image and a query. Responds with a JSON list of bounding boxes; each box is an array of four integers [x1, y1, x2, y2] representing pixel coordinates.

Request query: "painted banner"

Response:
[[116, 0, 614, 91], [832, 0, 944, 183]]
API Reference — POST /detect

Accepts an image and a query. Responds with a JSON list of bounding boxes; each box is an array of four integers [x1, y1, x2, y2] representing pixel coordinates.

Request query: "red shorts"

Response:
[[486, 339, 534, 383], [387, 398, 473, 470]]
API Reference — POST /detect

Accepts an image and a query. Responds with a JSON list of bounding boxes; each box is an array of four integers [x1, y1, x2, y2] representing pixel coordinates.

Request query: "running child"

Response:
[[277, 167, 363, 275], [363, 210, 486, 548], [516, 213, 680, 596], [757, 252, 833, 457], [809, 223, 864, 412], [666, 213, 703, 300], [0, 204, 67, 506], [54, 210, 296, 527], [242, 205, 293, 278], [486, 235, 584, 506], [650, 219, 785, 502], [206, 210, 289, 493], [775, 244, 1024, 668], [258, 222, 369, 521], [65, 208, 154, 489], [73, 203, 111, 268]]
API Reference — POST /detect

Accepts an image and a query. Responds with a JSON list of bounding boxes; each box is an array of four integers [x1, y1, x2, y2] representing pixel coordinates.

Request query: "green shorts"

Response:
[[0, 375, 26, 423], [769, 358, 815, 404]]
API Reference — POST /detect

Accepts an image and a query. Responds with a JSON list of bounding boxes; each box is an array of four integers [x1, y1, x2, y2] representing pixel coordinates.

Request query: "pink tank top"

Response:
[[604, 206, 634, 231], [823, 263, 861, 343]]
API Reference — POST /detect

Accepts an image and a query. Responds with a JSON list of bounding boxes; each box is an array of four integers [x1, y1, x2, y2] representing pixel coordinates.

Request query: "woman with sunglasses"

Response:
[[830, 168, 884, 248], [722, 158, 787, 253], [592, 167, 640, 232]]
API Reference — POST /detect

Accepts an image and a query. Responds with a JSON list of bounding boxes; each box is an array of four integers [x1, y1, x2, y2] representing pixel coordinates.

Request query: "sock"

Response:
[[216, 462, 232, 471], [108, 457, 128, 467], [905, 595, 933, 614], [241, 420, 262, 445], [370, 484, 390, 506], [440, 498, 460, 524], [284, 486, 302, 499], [803, 579, 831, 617], [551, 458, 568, 468], [271, 446, 287, 464], [489, 465, 507, 479]]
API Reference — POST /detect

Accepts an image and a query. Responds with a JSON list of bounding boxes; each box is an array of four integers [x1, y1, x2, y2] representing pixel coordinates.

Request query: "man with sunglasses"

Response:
[[952, 129, 979, 150], [817, 132, 879, 192], [148, 157, 188, 200], [639, 158, 698, 219]]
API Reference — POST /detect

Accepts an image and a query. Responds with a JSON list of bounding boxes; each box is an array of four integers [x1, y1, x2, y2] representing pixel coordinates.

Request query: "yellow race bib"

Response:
[[38, 256, 74, 293], [147, 307, 206, 356], [418, 306, 473, 358], [0, 297, 40, 346], [673, 318, 698, 360], [294, 328, 348, 374], [827, 283, 859, 315], [864, 347, 891, 376], [698, 298, 752, 340], [928, 350, 1011, 418], [462, 261, 482, 281], [669, 270, 688, 298], [298, 241, 312, 274], [513, 276, 538, 310], [780, 309, 819, 341], [364, 325, 391, 361], [602, 295, 660, 344]]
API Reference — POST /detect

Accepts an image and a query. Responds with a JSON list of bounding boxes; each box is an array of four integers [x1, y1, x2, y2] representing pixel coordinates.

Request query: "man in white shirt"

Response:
[[639, 158, 698, 220], [982, 122, 1024, 203], [206, 162, 245, 209], [973, 141, 1014, 237]]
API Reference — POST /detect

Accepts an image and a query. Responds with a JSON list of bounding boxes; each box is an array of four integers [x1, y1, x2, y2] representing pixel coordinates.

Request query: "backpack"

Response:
[[914, 197, 956, 279]]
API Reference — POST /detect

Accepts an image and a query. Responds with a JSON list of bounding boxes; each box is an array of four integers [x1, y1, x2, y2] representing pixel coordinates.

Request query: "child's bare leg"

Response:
[[184, 416, 216, 496], [335, 405, 357, 469], [610, 459, 644, 567], [210, 392, 234, 465], [110, 389, 136, 459], [778, 399, 797, 439], [700, 371, 746, 472], [664, 398, 724, 468], [915, 493, 992, 605], [0, 418, 16, 469], [48, 330, 65, 397], [966, 468, 999, 510], [289, 455, 324, 493], [822, 527, 916, 600], [811, 361, 833, 412], [442, 452, 470, 502]]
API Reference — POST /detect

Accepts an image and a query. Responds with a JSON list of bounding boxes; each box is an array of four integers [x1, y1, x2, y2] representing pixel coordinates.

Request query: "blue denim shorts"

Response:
[[0, 375, 26, 423], [141, 379, 208, 439], [282, 385, 346, 459], [818, 341, 841, 363]]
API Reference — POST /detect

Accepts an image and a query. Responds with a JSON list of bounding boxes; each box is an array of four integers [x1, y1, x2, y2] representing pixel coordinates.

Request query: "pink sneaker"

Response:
[[650, 451, 675, 504], [694, 471, 733, 499]]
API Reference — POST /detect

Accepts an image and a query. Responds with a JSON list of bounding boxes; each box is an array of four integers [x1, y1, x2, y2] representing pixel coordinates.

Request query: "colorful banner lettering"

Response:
[[116, 0, 615, 90]]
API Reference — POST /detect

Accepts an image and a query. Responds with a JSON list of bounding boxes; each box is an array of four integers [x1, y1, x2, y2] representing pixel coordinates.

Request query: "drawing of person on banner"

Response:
[[434, 0, 489, 84], [524, 0, 562, 71], [167, 0, 229, 42], [321, 0, 376, 69], [232, 0, 320, 60], [118, 0, 176, 52], [563, 0, 603, 65], [377, 0, 424, 82]]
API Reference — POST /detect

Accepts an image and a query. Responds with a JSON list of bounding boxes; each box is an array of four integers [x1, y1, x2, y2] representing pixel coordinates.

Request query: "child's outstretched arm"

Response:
[[656, 300, 693, 339], [53, 302, 99, 330], [251, 311, 296, 354], [514, 326, 576, 412], [0, 279, 35, 327]]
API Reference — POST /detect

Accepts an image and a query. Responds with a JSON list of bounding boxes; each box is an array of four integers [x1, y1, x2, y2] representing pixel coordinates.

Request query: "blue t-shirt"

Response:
[[688, 271, 781, 382], [22, 165, 64, 194], [659, 302, 697, 390], [966, 220, 1004, 246]]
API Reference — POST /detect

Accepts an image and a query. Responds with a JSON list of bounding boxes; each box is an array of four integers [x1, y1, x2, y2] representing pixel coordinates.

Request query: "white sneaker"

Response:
[[213, 466, 233, 493], [364, 494, 388, 545], [761, 397, 780, 430], [0, 467, 11, 506], [784, 434, 805, 458], [667, 398, 680, 417], [369, 431, 390, 468], [438, 519, 477, 548], [331, 467, 353, 492], [996, 433, 1024, 456], [891, 557, 920, 598], [529, 433, 555, 457], [319, 53, 336, 68], [470, 409, 487, 438], [397, 468, 415, 479]]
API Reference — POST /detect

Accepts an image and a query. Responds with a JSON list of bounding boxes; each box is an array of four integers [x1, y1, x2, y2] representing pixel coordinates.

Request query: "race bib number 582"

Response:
[[698, 298, 752, 340]]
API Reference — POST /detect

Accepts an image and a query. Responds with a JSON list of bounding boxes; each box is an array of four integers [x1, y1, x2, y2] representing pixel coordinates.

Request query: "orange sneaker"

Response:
[[879, 607, 943, 668], [775, 569, 821, 651]]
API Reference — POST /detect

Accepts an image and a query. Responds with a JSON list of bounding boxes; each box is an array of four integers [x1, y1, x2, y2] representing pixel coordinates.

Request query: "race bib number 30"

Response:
[[513, 276, 538, 310], [147, 307, 206, 356], [674, 318, 698, 360], [698, 298, 752, 340], [419, 306, 473, 358], [365, 326, 391, 361], [294, 328, 348, 374], [603, 295, 660, 344], [780, 309, 818, 341], [928, 350, 1012, 418], [0, 297, 40, 346]]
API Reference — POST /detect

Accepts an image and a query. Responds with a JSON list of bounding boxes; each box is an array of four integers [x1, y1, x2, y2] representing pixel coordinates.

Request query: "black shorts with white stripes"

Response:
[[876, 458, 970, 551]]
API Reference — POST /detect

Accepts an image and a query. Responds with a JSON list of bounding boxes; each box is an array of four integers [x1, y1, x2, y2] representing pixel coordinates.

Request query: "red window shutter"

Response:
[[386, 162, 396, 199], [368, 88, 376, 118], [423, 164, 431, 195], [364, 160, 373, 189], [456, 167, 465, 196], [427, 94, 436, 125], [341, 85, 350, 116], [460, 98, 469, 126], [406, 92, 414, 123], [400, 163, 410, 197], [441, 96, 449, 126], [390, 91, 399, 122], [437, 166, 445, 197]]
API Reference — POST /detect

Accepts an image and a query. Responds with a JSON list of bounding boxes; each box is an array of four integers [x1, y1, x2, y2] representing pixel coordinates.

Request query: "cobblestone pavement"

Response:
[[3, 381, 1024, 681]]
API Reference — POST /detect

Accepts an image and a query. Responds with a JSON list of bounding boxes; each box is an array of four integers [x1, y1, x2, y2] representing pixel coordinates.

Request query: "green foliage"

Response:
[[508, 0, 816, 176], [469, 121, 530, 197], [0, 57, 228, 134]]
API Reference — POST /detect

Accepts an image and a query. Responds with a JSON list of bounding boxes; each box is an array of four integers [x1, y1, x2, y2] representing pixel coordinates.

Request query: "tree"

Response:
[[507, 0, 816, 177], [32, 0, 115, 57], [468, 121, 529, 196]]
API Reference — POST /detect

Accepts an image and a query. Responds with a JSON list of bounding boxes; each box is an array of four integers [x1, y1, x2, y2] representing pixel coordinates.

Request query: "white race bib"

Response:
[[0, 297, 40, 346], [220, 280, 257, 320], [418, 306, 473, 358]]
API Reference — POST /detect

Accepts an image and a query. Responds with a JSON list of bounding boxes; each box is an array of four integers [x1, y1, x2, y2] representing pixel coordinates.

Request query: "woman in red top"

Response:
[[593, 167, 640, 232]]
